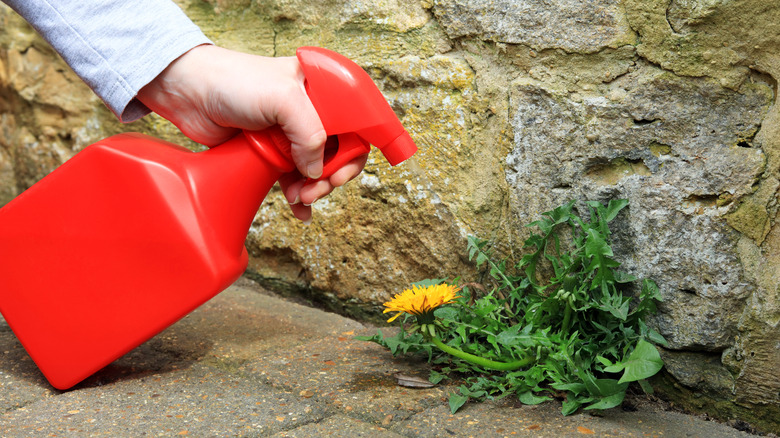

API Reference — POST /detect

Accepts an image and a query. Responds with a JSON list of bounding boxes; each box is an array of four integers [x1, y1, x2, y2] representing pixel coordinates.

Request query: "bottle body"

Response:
[[0, 132, 286, 389], [0, 46, 419, 390]]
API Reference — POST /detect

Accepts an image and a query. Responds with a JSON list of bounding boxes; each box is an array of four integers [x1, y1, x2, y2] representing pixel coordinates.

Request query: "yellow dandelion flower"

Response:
[[383, 283, 462, 324]]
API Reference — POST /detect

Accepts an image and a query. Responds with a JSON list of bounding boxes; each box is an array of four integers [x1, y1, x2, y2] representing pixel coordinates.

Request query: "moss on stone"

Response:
[[726, 176, 777, 244], [653, 371, 780, 435], [648, 142, 672, 157], [585, 157, 652, 185]]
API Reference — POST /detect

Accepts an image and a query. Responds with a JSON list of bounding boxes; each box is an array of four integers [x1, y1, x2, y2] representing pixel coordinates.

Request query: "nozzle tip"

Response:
[[380, 131, 417, 166]]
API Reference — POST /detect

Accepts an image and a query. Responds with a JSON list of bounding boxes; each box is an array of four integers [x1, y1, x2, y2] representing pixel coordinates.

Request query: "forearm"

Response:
[[2, 0, 211, 122]]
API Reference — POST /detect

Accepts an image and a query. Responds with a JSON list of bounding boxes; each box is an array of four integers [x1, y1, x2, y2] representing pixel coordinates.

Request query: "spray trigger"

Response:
[[306, 133, 370, 183]]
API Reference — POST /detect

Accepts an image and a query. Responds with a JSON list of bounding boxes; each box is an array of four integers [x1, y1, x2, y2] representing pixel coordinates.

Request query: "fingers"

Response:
[[278, 155, 367, 222], [274, 60, 327, 179], [289, 203, 313, 224], [176, 114, 240, 147], [290, 129, 327, 180], [296, 156, 366, 205], [298, 180, 331, 206], [279, 173, 306, 205], [278, 174, 312, 223], [328, 154, 368, 188]]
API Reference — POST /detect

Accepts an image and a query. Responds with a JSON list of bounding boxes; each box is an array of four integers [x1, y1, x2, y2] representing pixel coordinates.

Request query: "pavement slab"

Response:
[[389, 399, 755, 438], [0, 279, 760, 437], [242, 332, 448, 424], [0, 364, 325, 437], [271, 414, 404, 437]]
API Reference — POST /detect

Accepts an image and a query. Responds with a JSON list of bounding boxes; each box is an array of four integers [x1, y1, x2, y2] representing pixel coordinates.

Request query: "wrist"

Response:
[[137, 44, 213, 112], [137, 44, 239, 146]]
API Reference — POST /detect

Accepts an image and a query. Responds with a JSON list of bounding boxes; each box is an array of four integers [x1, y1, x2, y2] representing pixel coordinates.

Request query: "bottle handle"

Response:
[[246, 126, 370, 182], [318, 133, 371, 180]]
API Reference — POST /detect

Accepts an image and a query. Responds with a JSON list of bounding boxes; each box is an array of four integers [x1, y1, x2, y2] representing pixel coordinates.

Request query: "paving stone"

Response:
[[242, 329, 450, 423], [390, 399, 756, 438], [0, 326, 57, 412], [0, 364, 326, 437], [272, 414, 405, 437]]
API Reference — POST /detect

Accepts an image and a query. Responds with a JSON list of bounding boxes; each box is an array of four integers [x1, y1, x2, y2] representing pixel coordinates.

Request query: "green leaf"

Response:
[[603, 362, 626, 374], [551, 382, 586, 394], [434, 306, 460, 321], [517, 390, 551, 405], [585, 229, 615, 258], [353, 329, 385, 346], [429, 370, 447, 384], [496, 324, 541, 348], [599, 296, 630, 321], [614, 270, 637, 284], [486, 334, 501, 354], [603, 199, 629, 222], [413, 278, 448, 287], [383, 330, 409, 355], [473, 297, 499, 317], [579, 370, 600, 395], [596, 355, 615, 368], [618, 340, 664, 383], [646, 329, 668, 347], [584, 390, 626, 411], [642, 278, 662, 301], [455, 325, 468, 342], [448, 392, 469, 414], [561, 396, 583, 416], [579, 369, 628, 398], [460, 383, 489, 398], [638, 378, 654, 395], [547, 200, 576, 225], [592, 379, 628, 397]]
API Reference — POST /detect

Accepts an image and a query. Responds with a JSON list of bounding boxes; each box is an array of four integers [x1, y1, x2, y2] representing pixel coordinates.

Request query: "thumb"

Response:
[[287, 125, 327, 180], [276, 65, 327, 179]]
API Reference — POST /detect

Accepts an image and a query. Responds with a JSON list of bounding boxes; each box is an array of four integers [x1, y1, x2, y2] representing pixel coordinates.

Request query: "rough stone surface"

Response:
[[506, 66, 772, 352], [1, 0, 780, 431], [431, 0, 636, 53]]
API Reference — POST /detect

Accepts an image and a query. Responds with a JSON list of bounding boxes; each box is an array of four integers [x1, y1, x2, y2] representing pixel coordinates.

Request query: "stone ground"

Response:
[[0, 278, 760, 437]]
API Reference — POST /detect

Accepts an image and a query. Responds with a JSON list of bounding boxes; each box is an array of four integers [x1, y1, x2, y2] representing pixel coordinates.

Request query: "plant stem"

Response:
[[561, 303, 573, 337], [429, 336, 535, 371]]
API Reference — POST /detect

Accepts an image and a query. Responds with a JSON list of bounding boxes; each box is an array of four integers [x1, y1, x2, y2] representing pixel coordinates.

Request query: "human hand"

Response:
[[137, 44, 366, 222]]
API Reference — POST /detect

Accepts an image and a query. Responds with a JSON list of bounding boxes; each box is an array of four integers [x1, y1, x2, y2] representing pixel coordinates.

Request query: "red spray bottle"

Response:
[[0, 47, 417, 390]]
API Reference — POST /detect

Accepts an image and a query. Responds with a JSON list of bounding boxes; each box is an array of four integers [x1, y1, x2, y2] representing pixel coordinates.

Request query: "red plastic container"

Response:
[[0, 47, 416, 389]]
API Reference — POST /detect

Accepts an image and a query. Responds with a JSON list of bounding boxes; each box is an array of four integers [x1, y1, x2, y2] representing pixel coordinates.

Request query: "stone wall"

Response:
[[1, 0, 778, 431]]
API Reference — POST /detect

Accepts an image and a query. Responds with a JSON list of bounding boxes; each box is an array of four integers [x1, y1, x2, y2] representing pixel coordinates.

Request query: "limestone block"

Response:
[[625, 0, 780, 88], [432, 0, 636, 52], [506, 64, 773, 350]]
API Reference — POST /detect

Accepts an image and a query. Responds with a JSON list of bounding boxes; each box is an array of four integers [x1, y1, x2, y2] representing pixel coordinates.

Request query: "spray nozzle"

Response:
[[245, 47, 417, 180], [297, 47, 417, 174]]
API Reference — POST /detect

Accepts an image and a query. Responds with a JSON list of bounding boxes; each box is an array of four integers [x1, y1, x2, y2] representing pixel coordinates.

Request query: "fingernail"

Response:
[[307, 163, 323, 180], [289, 195, 301, 205], [303, 218, 312, 226], [303, 197, 318, 207]]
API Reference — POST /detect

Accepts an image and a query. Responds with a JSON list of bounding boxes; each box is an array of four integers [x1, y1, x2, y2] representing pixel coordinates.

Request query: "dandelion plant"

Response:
[[357, 199, 666, 415]]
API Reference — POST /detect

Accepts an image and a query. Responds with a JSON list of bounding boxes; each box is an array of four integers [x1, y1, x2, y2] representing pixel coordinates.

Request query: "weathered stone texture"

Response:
[[431, 0, 636, 52], [0, 7, 141, 195], [1, 0, 779, 432], [505, 61, 772, 357]]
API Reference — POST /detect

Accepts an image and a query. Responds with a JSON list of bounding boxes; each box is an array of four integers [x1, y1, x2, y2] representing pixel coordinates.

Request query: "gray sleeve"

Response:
[[2, 0, 212, 122]]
